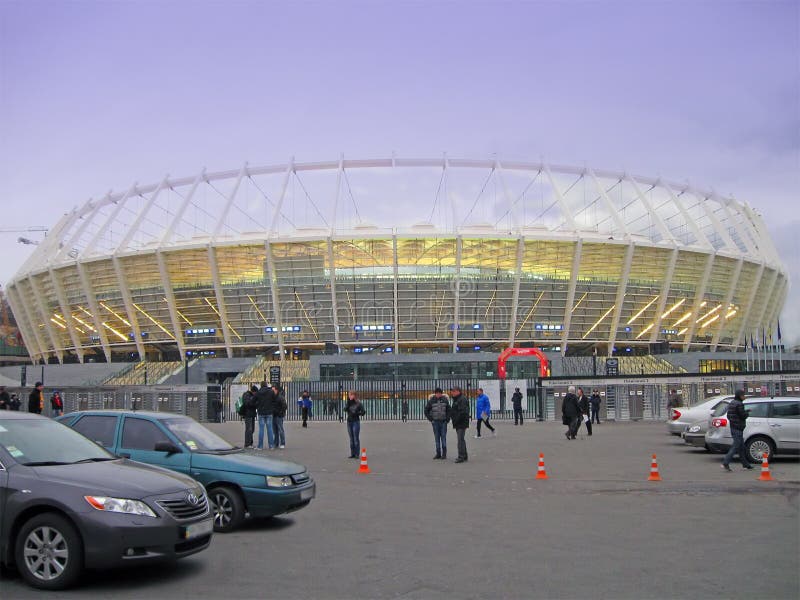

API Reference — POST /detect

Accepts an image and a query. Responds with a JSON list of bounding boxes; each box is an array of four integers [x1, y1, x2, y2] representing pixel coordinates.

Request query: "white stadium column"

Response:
[[561, 238, 583, 355], [111, 256, 145, 361], [508, 236, 525, 347], [681, 252, 716, 352], [49, 267, 85, 362], [648, 247, 679, 345], [76, 262, 112, 362], [27, 275, 62, 363], [156, 250, 186, 358], [711, 257, 743, 351], [607, 241, 635, 356]]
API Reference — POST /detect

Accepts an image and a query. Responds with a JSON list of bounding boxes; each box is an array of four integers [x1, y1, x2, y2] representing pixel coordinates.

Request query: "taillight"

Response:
[[671, 409, 681, 420], [711, 418, 728, 428]]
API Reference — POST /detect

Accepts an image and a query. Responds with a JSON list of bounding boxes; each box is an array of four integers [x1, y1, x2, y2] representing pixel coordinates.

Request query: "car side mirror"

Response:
[[154, 441, 182, 455]]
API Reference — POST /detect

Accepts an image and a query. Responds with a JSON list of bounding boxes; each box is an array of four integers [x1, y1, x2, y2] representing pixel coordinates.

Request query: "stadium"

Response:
[[5, 157, 788, 365]]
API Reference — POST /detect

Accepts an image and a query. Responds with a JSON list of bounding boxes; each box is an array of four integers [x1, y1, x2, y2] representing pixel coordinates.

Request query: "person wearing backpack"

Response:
[[424, 387, 451, 460], [271, 384, 288, 449], [240, 386, 258, 448]]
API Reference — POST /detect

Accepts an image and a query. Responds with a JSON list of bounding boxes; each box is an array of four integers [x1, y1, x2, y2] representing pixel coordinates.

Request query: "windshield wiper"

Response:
[[71, 457, 117, 464], [22, 461, 71, 466]]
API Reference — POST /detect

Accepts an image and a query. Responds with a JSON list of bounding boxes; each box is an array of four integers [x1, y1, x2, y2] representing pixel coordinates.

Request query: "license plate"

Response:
[[300, 488, 314, 501], [183, 519, 213, 539]]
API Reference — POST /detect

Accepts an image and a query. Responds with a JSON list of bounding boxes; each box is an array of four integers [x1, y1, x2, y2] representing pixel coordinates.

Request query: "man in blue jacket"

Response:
[[298, 390, 313, 428], [474, 387, 496, 438]]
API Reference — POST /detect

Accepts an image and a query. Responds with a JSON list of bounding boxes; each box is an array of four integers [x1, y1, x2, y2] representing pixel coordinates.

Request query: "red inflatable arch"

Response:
[[497, 347, 549, 379]]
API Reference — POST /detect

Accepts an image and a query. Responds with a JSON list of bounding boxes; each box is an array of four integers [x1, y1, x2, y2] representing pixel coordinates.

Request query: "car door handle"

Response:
[[119, 452, 131, 458]]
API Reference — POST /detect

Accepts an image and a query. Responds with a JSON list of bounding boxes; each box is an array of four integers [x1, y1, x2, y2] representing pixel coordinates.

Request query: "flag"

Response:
[[762, 328, 767, 348], [777, 320, 782, 342], [750, 333, 756, 351]]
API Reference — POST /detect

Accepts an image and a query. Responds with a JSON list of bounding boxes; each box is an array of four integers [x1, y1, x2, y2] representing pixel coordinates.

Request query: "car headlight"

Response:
[[266, 475, 293, 488], [84, 495, 157, 517], [688, 425, 702, 433]]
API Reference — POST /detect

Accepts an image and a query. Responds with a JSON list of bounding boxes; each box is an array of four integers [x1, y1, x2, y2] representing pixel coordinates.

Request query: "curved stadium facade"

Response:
[[6, 157, 787, 364]]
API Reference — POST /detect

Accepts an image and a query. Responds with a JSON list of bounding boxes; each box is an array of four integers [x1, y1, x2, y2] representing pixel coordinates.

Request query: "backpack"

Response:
[[235, 393, 248, 416], [430, 398, 448, 421]]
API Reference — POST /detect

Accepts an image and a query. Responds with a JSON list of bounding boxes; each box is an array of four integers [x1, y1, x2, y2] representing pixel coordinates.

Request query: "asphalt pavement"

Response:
[[3, 419, 798, 599]]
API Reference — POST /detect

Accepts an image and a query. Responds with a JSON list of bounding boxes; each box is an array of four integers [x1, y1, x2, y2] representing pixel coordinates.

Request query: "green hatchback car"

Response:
[[57, 411, 315, 532]]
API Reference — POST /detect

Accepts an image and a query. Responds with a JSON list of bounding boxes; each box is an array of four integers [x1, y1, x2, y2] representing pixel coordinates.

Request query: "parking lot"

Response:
[[3, 419, 799, 599]]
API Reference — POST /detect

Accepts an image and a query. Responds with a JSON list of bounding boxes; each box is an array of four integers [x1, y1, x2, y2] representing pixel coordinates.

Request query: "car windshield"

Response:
[[0, 417, 114, 465], [711, 401, 730, 417], [162, 417, 235, 452]]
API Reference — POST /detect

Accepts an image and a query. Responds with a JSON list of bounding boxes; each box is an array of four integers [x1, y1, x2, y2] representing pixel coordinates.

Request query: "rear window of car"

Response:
[[771, 401, 800, 419], [711, 401, 730, 417], [744, 403, 770, 418], [72, 415, 118, 447]]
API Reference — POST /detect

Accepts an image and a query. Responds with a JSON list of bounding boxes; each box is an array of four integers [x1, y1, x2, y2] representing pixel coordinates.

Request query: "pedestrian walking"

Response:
[[345, 390, 366, 459], [474, 387, 496, 438], [256, 382, 276, 449], [241, 385, 258, 448], [562, 386, 580, 440], [28, 382, 44, 414], [0, 386, 9, 410], [721, 389, 754, 471], [298, 390, 313, 427], [511, 387, 524, 425], [576, 387, 592, 436], [449, 386, 470, 463], [590, 389, 602, 424], [424, 387, 450, 459], [50, 390, 64, 417], [271, 385, 287, 449], [667, 388, 682, 413], [401, 398, 409, 422]]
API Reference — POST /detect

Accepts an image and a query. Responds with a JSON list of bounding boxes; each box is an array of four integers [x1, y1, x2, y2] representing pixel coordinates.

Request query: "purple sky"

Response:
[[1, 0, 798, 343]]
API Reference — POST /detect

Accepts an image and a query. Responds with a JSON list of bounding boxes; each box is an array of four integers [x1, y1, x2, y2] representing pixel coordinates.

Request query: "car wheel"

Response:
[[745, 436, 775, 464], [14, 513, 83, 590], [209, 486, 245, 532]]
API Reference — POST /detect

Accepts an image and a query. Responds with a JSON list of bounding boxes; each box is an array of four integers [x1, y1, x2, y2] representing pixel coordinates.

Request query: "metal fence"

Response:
[[227, 371, 800, 423], [7, 371, 797, 424], [5, 385, 218, 422]]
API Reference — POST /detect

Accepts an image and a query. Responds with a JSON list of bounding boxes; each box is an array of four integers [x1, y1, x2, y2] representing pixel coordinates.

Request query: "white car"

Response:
[[705, 397, 800, 463], [667, 395, 733, 435]]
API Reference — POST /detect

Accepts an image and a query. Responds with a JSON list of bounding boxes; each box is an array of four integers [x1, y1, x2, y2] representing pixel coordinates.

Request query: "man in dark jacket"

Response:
[[576, 387, 592, 437], [562, 386, 580, 440], [0, 386, 9, 410], [242, 385, 258, 448], [424, 387, 450, 459], [511, 387, 523, 425], [256, 383, 276, 450], [449, 386, 470, 463], [722, 390, 753, 471], [28, 382, 44, 414], [345, 390, 366, 459], [590, 389, 602, 424], [271, 385, 287, 449]]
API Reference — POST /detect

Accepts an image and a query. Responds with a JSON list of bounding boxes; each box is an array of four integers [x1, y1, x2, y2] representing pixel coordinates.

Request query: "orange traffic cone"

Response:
[[648, 454, 662, 481], [757, 452, 773, 481], [358, 448, 371, 474], [535, 453, 549, 480]]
